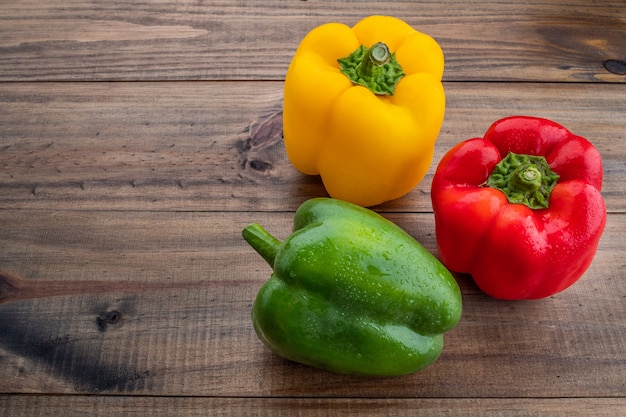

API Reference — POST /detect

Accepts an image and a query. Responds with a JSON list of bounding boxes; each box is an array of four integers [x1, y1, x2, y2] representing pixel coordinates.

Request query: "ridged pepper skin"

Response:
[[243, 198, 462, 376], [283, 15, 446, 207], [431, 116, 606, 300]]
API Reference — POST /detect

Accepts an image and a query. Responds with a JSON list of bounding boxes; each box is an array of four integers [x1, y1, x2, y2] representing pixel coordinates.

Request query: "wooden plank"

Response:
[[1, 81, 624, 213], [0, 210, 623, 397], [1, 0, 623, 413], [1, 395, 626, 417], [0, 1, 624, 82]]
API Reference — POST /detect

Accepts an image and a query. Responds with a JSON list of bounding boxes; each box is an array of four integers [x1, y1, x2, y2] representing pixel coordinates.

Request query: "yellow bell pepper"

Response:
[[283, 15, 446, 207]]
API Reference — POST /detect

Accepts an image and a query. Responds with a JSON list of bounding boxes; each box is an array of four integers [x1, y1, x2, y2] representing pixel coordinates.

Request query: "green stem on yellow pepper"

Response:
[[338, 42, 405, 96], [357, 42, 391, 78]]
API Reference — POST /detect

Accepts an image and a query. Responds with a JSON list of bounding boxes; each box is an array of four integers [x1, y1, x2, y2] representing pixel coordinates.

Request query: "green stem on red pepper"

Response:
[[485, 152, 559, 209]]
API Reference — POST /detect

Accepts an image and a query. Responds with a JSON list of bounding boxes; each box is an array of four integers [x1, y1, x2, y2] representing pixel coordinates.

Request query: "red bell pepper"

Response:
[[431, 116, 606, 300]]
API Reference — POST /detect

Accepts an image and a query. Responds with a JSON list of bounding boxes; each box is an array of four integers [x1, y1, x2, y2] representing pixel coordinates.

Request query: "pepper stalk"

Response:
[[338, 42, 405, 95], [242, 223, 281, 267], [485, 152, 560, 209]]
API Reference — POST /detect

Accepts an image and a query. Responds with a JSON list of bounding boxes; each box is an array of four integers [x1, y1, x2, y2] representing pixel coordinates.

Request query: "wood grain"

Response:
[[1, 81, 624, 213], [1, 396, 626, 417], [0, 210, 623, 397], [0, 1, 624, 83], [1, 0, 625, 414]]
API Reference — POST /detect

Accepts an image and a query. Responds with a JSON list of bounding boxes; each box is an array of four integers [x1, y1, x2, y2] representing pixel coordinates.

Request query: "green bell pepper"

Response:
[[243, 198, 462, 376]]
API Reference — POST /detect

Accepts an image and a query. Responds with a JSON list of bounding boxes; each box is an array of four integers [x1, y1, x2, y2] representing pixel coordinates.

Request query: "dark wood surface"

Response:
[[1, 1, 624, 415]]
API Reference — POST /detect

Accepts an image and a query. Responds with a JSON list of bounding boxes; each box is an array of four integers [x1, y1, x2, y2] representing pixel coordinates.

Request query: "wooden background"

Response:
[[0, 1, 625, 415]]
